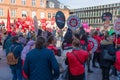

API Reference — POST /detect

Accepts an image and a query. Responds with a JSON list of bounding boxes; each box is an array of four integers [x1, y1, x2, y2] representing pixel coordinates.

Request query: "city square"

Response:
[[0, 0, 120, 80]]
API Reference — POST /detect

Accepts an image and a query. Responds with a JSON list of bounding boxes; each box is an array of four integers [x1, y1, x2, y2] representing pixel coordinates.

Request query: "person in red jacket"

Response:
[[92, 31, 102, 68], [114, 50, 120, 80], [47, 35, 61, 56], [66, 39, 89, 80]]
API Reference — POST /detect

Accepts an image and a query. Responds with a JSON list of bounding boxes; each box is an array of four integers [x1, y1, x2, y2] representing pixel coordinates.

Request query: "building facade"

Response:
[[0, 0, 69, 23], [70, 3, 120, 27]]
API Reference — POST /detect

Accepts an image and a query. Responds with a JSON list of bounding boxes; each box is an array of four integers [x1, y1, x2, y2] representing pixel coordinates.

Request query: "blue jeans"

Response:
[[11, 68, 23, 80]]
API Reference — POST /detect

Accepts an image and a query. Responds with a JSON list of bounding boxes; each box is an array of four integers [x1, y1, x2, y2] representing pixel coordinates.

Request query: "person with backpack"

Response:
[[65, 39, 89, 80], [7, 36, 23, 80], [3, 31, 12, 55]]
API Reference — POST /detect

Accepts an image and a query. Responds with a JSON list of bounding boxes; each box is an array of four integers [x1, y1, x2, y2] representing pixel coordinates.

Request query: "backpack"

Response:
[[7, 46, 18, 65]]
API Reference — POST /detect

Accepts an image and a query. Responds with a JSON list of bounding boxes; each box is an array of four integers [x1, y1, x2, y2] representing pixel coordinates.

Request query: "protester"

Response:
[[65, 39, 89, 80], [21, 40, 35, 62], [21, 39, 35, 79], [3, 31, 16, 55], [3, 31, 12, 51], [52, 27, 56, 36], [18, 34, 27, 46], [8, 36, 23, 80], [110, 33, 118, 76], [87, 33, 94, 73], [114, 50, 120, 80], [80, 34, 88, 50], [62, 28, 73, 50], [79, 27, 86, 36], [92, 31, 101, 68], [2, 31, 7, 45], [100, 35, 116, 80], [75, 32, 93, 73], [47, 35, 61, 56], [23, 36, 60, 80]]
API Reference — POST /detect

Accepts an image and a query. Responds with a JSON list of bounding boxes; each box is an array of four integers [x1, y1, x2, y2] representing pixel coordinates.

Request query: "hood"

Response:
[[101, 40, 113, 45], [27, 40, 35, 46]]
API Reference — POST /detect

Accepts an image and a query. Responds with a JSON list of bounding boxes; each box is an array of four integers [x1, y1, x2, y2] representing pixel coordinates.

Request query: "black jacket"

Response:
[[100, 40, 116, 68]]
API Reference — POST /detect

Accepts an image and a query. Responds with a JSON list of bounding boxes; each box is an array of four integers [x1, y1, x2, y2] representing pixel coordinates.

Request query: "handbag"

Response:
[[103, 50, 115, 62]]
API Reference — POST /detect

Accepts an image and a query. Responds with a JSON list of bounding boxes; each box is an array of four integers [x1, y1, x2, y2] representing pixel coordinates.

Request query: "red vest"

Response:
[[114, 51, 120, 71], [67, 50, 88, 76]]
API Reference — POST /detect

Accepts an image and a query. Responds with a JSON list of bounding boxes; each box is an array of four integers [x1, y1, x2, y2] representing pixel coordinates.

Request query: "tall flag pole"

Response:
[[6, 9, 11, 32]]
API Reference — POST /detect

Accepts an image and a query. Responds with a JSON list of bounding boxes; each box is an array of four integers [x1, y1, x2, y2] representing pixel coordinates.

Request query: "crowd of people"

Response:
[[0, 25, 120, 80]]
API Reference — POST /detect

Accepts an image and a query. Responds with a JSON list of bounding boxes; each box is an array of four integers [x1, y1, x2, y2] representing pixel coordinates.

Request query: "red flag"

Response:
[[7, 9, 11, 31]]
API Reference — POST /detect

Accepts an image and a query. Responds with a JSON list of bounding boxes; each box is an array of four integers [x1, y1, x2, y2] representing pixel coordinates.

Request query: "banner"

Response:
[[67, 15, 81, 30], [88, 37, 98, 53], [55, 11, 65, 29], [114, 18, 120, 34], [102, 12, 112, 21]]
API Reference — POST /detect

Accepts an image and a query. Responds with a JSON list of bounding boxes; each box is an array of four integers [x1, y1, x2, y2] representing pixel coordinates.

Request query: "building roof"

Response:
[[46, 0, 68, 9]]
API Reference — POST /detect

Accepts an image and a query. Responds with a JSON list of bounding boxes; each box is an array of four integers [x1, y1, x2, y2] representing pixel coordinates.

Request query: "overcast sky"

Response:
[[58, 0, 120, 9]]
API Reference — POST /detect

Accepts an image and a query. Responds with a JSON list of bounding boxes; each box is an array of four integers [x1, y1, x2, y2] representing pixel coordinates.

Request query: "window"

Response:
[[32, 11, 36, 18], [52, 13, 55, 17], [0, 0, 3, 3], [11, 9, 16, 17], [40, 12, 45, 18], [32, 0, 36, 6], [59, 4, 64, 9], [40, 0, 44, 7], [48, 13, 51, 19], [0, 8, 4, 16], [22, 11, 27, 17], [22, 0, 26, 5], [11, 0, 15, 4], [49, 2, 54, 8]]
